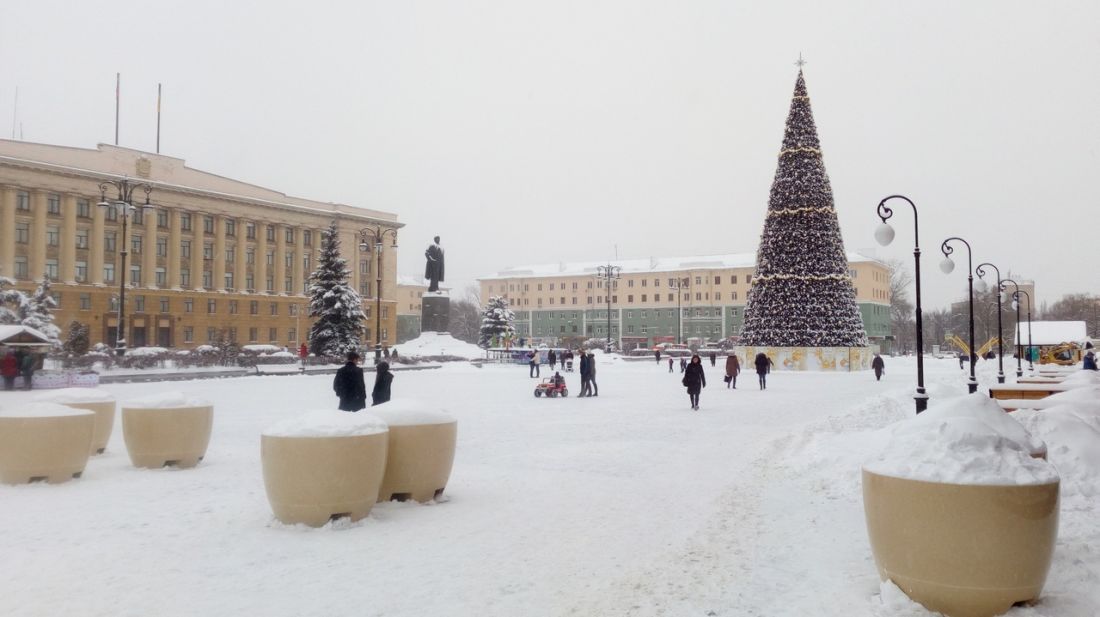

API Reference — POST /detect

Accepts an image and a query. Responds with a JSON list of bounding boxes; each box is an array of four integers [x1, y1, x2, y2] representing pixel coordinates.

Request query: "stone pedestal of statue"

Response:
[[422, 293, 450, 333]]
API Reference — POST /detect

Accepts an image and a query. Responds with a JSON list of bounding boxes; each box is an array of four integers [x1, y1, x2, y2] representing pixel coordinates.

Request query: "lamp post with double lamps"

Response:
[[1001, 278, 1024, 378], [669, 276, 689, 346], [357, 226, 398, 363], [1014, 287, 1035, 373], [873, 194, 928, 413], [974, 262, 1006, 383], [596, 264, 622, 353], [940, 237, 979, 394], [97, 178, 155, 357]]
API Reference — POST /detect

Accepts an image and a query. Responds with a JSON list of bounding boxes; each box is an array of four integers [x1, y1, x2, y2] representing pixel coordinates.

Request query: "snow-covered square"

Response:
[[1, 356, 1097, 617]]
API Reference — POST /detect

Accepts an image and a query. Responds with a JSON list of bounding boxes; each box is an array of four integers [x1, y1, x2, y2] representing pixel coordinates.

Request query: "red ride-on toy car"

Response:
[[534, 376, 569, 398]]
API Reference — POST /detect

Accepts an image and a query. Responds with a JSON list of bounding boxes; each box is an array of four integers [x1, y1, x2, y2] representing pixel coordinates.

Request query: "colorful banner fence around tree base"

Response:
[[733, 346, 872, 372]]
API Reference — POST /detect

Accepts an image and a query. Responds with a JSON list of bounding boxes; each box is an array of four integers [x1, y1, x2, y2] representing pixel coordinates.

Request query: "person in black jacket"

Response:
[[872, 354, 885, 381], [754, 352, 772, 390], [682, 354, 706, 410], [372, 361, 394, 406], [578, 350, 591, 397], [333, 351, 366, 411]]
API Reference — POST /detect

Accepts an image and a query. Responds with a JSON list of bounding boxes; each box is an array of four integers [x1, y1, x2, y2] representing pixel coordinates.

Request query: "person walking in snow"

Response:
[[680, 357, 687, 373], [372, 361, 393, 406], [587, 352, 598, 396], [333, 351, 367, 411], [1084, 350, 1098, 371], [682, 354, 706, 410], [578, 350, 592, 396], [872, 353, 885, 381], [655, 349, 661, 364], [754, 352, 772, 390], [528, 349, 541, 378], [709, 352, 716, 367], [20, 352, 36, 390], [1, 350, 18, 391], [724, 353, 740, 389], [548, 348, 557, 370], [668, 357, 674, 373]]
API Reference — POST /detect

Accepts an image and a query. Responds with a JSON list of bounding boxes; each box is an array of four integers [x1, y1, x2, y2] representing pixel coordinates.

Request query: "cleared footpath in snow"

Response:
[[0, 356, 1096, 616]]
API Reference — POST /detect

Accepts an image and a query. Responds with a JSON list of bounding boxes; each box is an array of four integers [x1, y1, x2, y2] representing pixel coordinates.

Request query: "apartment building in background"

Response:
[[479, 253, 891, 350], [0, 139, 401, 350]]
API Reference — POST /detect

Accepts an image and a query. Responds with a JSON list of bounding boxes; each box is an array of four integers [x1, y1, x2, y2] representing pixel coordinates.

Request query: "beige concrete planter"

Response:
[[863, 469, 1059, 617], [34, 389, 117, 455], [371, 409, 457, 503], [121, 405, 213, 469], [262, 431, 389, 526], [61, 401, 116, 455], [0, 404, 95, 484]]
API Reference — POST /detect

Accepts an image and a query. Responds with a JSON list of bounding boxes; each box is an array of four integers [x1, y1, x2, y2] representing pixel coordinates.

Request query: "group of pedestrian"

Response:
[[333, 351, 393, 411], [1, 349, 37, 391]]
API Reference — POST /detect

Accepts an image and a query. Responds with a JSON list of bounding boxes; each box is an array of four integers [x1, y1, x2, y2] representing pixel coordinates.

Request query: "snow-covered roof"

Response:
[[1014, 321, 1089, 346], [480, 252, 881, 281], [0, 324, 51, 346]]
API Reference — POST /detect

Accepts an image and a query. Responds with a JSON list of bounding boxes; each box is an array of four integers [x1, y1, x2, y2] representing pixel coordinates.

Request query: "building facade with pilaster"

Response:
[[0, 139, 400, 351]]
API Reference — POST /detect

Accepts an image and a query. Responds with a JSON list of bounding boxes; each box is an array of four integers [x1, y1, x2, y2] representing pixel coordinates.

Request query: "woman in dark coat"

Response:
[[682, 354, 706, 410], [333, 351, 366, 411], [372, 361, 393, 406], [724, 354, 740, 389], [872, 354, 885, 381], [754, 352, 772, 390]]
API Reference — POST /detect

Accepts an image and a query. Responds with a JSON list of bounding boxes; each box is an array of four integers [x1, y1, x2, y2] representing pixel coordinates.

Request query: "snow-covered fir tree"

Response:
[[739, 70, 868, 348], [307, 222, 365, 356], [20, 276, 62, 347], [478, 296, 515, 349], [64, 321, 91, 356], [0, 275, 27, 325]]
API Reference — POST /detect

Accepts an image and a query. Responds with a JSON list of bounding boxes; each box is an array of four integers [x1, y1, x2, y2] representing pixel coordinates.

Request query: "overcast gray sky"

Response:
[[2, 0, 1097, 310]]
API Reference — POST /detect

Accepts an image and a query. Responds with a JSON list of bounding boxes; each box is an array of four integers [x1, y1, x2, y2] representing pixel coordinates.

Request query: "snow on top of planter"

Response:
[[367, 400, 455, 426], [123, 391, 211, 409], [269, 351, 295, 357], [0, 401, 96, 418], [34, 387, 115, 403], [262, 410, 388, 438], [1013, 403, 1100, 501], [864, 394, 1058, 485]]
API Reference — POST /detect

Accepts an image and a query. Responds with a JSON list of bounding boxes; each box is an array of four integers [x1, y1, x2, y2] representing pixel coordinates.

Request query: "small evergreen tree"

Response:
[[64, 321, 91, 356], [0, 275, 27, 325], [21, 275, 62, 347], [308, 222, 365, 356], [478, 296, 515, 348]]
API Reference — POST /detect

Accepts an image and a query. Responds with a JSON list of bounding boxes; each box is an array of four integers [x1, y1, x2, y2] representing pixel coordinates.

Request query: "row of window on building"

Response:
[[12, 191, 316, 243], [54, 293, 389, 320], [500, 290, 743, 307], [523, 307, 734, 321], [517, 323, 727, 336], [488, 274, 756, 295]]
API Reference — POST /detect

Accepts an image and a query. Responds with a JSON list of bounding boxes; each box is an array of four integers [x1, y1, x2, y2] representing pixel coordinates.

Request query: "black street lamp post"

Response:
[[874, 195, 928, 413], [357, 226, 398, 363], [596, 264, 622, 353], [97, 178, 155, 357], [975, 262, 1006, 384], [669, 276, 688, 346], [940, 237, 979, 394], [1001, 278, 1024, 378], [1016, 288, 1034, 372]]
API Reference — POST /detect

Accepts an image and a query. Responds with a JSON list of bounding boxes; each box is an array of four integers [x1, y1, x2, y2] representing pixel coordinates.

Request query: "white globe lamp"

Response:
[[874, 223, 896, 247]]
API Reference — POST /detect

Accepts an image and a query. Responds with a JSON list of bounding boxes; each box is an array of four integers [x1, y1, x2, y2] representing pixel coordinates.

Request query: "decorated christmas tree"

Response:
[[478, 296, 515, 349], [307, 222, 365, 356], [739, 70, 868, 348]]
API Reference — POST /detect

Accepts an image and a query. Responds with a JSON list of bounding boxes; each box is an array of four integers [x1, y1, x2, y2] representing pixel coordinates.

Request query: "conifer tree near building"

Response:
[[739, 70, 868, 348], [478, 296, 515, 349], [307, 222, 366, 356]]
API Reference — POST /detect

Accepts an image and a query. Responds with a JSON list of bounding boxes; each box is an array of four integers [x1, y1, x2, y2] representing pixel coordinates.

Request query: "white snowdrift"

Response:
[[1013, 403, 1100, 502], [395, 332, 485, 360]]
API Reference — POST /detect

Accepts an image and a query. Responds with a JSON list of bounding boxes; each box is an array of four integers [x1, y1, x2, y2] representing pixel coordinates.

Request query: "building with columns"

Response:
[[0, 139, 401, 351], [478, 252, 891, 350]]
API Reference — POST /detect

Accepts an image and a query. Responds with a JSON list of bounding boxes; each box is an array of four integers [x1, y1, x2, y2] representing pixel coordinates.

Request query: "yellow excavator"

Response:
[[1039, 342, 1082, 366]]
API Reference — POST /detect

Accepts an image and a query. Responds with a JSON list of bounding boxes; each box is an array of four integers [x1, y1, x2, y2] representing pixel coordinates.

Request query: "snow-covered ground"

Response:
[[1, 356, 1097, 617]]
